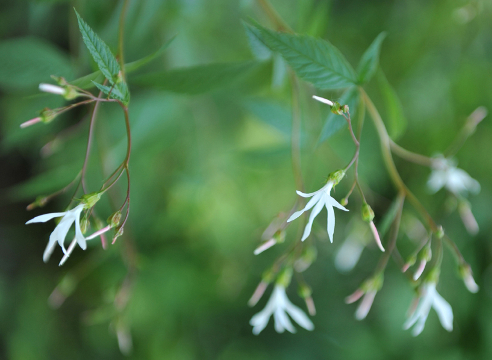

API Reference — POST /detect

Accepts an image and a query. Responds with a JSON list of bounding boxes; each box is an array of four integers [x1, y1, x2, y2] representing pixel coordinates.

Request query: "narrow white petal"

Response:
[[411, 313, 428, 336], [273, 309, 286, 333], [355, 291, 377, 320], [275, 308, 296, 333], [312, 95, 334, 106], [427, 171, 446, 193], [284, 301, 314, 331], [287, 193, 323, 222], [74, 215, 87, 250], [326, 200, 336, 243], [26, 212, 67, 224], [53, 217, 74, 253], [432, 291, 453, 332], [43, 239, 57, 263], [326, 196, 349, 211], [301, 199, 324, 241]]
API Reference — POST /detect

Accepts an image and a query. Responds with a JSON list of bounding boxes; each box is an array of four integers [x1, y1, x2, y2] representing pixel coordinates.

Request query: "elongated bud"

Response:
[[298, 284, 316, 315], [458, 200, 479, 235], [327, 170, 345, 186], [81, 191, 103, 209], [276, 267, 293, 288], [79, 218, 89, 234], [40, 108, 58, 124], [39, 82, 80, 100], [20, 117, 42, 128], [402, 254, 417, 272], [108, 211, 122, 229], [312, 95, 334, 106], [112, 226, 124, 244], [459, 263, 479, 293], [27, 195, 49, 210], [294, 245, 317, 272], [361, 203, 375, 223]]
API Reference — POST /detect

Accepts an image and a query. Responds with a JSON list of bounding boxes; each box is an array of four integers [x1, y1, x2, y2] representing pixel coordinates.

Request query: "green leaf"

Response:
[[92, 81, 129, 104], [357, 32, 386, 84], [74, 9, 120, 84], [245, 21, 357, 90], [71, 37, 176, 90], [133, 61, 263, 94], [243, 99, 292, 137], [124, 35, 176, 73], [0, 37, 73, 91], [319, 87, 359, 143], [378, 70, 407, 139]]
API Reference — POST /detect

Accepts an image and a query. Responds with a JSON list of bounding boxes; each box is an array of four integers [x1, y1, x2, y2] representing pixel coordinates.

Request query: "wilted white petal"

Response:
[[301, 200, 325, 241]]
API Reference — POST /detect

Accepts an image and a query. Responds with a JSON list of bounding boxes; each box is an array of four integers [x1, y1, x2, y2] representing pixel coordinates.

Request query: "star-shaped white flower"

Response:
[[287, 181, 348, 242], [403, 282, 453, 336], [427, 156, 480, 196], [26, 204, 87, 262], [250, 284, 314, 335]]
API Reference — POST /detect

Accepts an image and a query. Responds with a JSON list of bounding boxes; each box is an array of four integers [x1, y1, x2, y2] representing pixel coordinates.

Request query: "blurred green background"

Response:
[[1, 0, 492, 359]]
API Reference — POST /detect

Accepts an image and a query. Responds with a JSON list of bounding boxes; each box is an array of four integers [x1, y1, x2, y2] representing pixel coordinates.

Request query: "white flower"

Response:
[[250, 285, 314, 335], [287, 181, 348, 242], [427, 156, 480, 196], [26, 204, 87, 262], [403, 282, 453, 336]]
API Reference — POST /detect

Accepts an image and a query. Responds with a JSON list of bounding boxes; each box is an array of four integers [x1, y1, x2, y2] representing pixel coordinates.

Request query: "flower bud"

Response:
[[107, 211, 122, 229], [402, 254, 417, 272], [342, 104, 350, 113], [261, 267, 276, 283], [459, 263, 479, 293], [330, 101, 344, 115], [298, 283, 312, 299], [435, 225, 444, 239], [79, 217, 89, 234], [327, 170, 345, 186], [27, 195, 49, 210], [81, 191, 103, 209], [276, 267, 293, 288], [361, 203, 375, 223], [40, 108, 58, 124], [112, 226, 124, 244], [294, 245, 317, 272]]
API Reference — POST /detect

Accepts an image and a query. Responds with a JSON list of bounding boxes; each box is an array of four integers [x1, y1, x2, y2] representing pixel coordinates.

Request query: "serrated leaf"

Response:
[[71, 37, 175, 90], [74, 9, 120, 84], [319, 87, 359, 143], [92, 81, 129, 104], [0, 37, 73, 91], [243, 22, 272, 60], [133, 61, 263, 94], [378, 70, 407, 139], [357, 32, 386, 84], [245, 21, 357, 90]]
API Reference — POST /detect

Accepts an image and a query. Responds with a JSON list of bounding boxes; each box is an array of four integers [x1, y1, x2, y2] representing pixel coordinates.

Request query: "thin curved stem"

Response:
[[389, 140, 434, 167]]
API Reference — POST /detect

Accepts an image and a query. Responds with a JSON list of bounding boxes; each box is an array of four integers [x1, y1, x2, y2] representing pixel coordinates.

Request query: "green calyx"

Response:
[[81, 191, 103, 209], [276, 267, 293, 288], [107, 211, 122, 229], [272, 230, 285, 244], [27, 195, 49, 210], [261, 267, 276, 283], [327, 170, 345, 186], [330, 101, 349, 115], [362, 272, 384, 292], [298, 284, 312, 299], [361, 202, 375, 222], [40, 108, 58, 124], [424, 267, 440, 284], [434, 225, 444, 239], [419, 244, 432, 262]]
